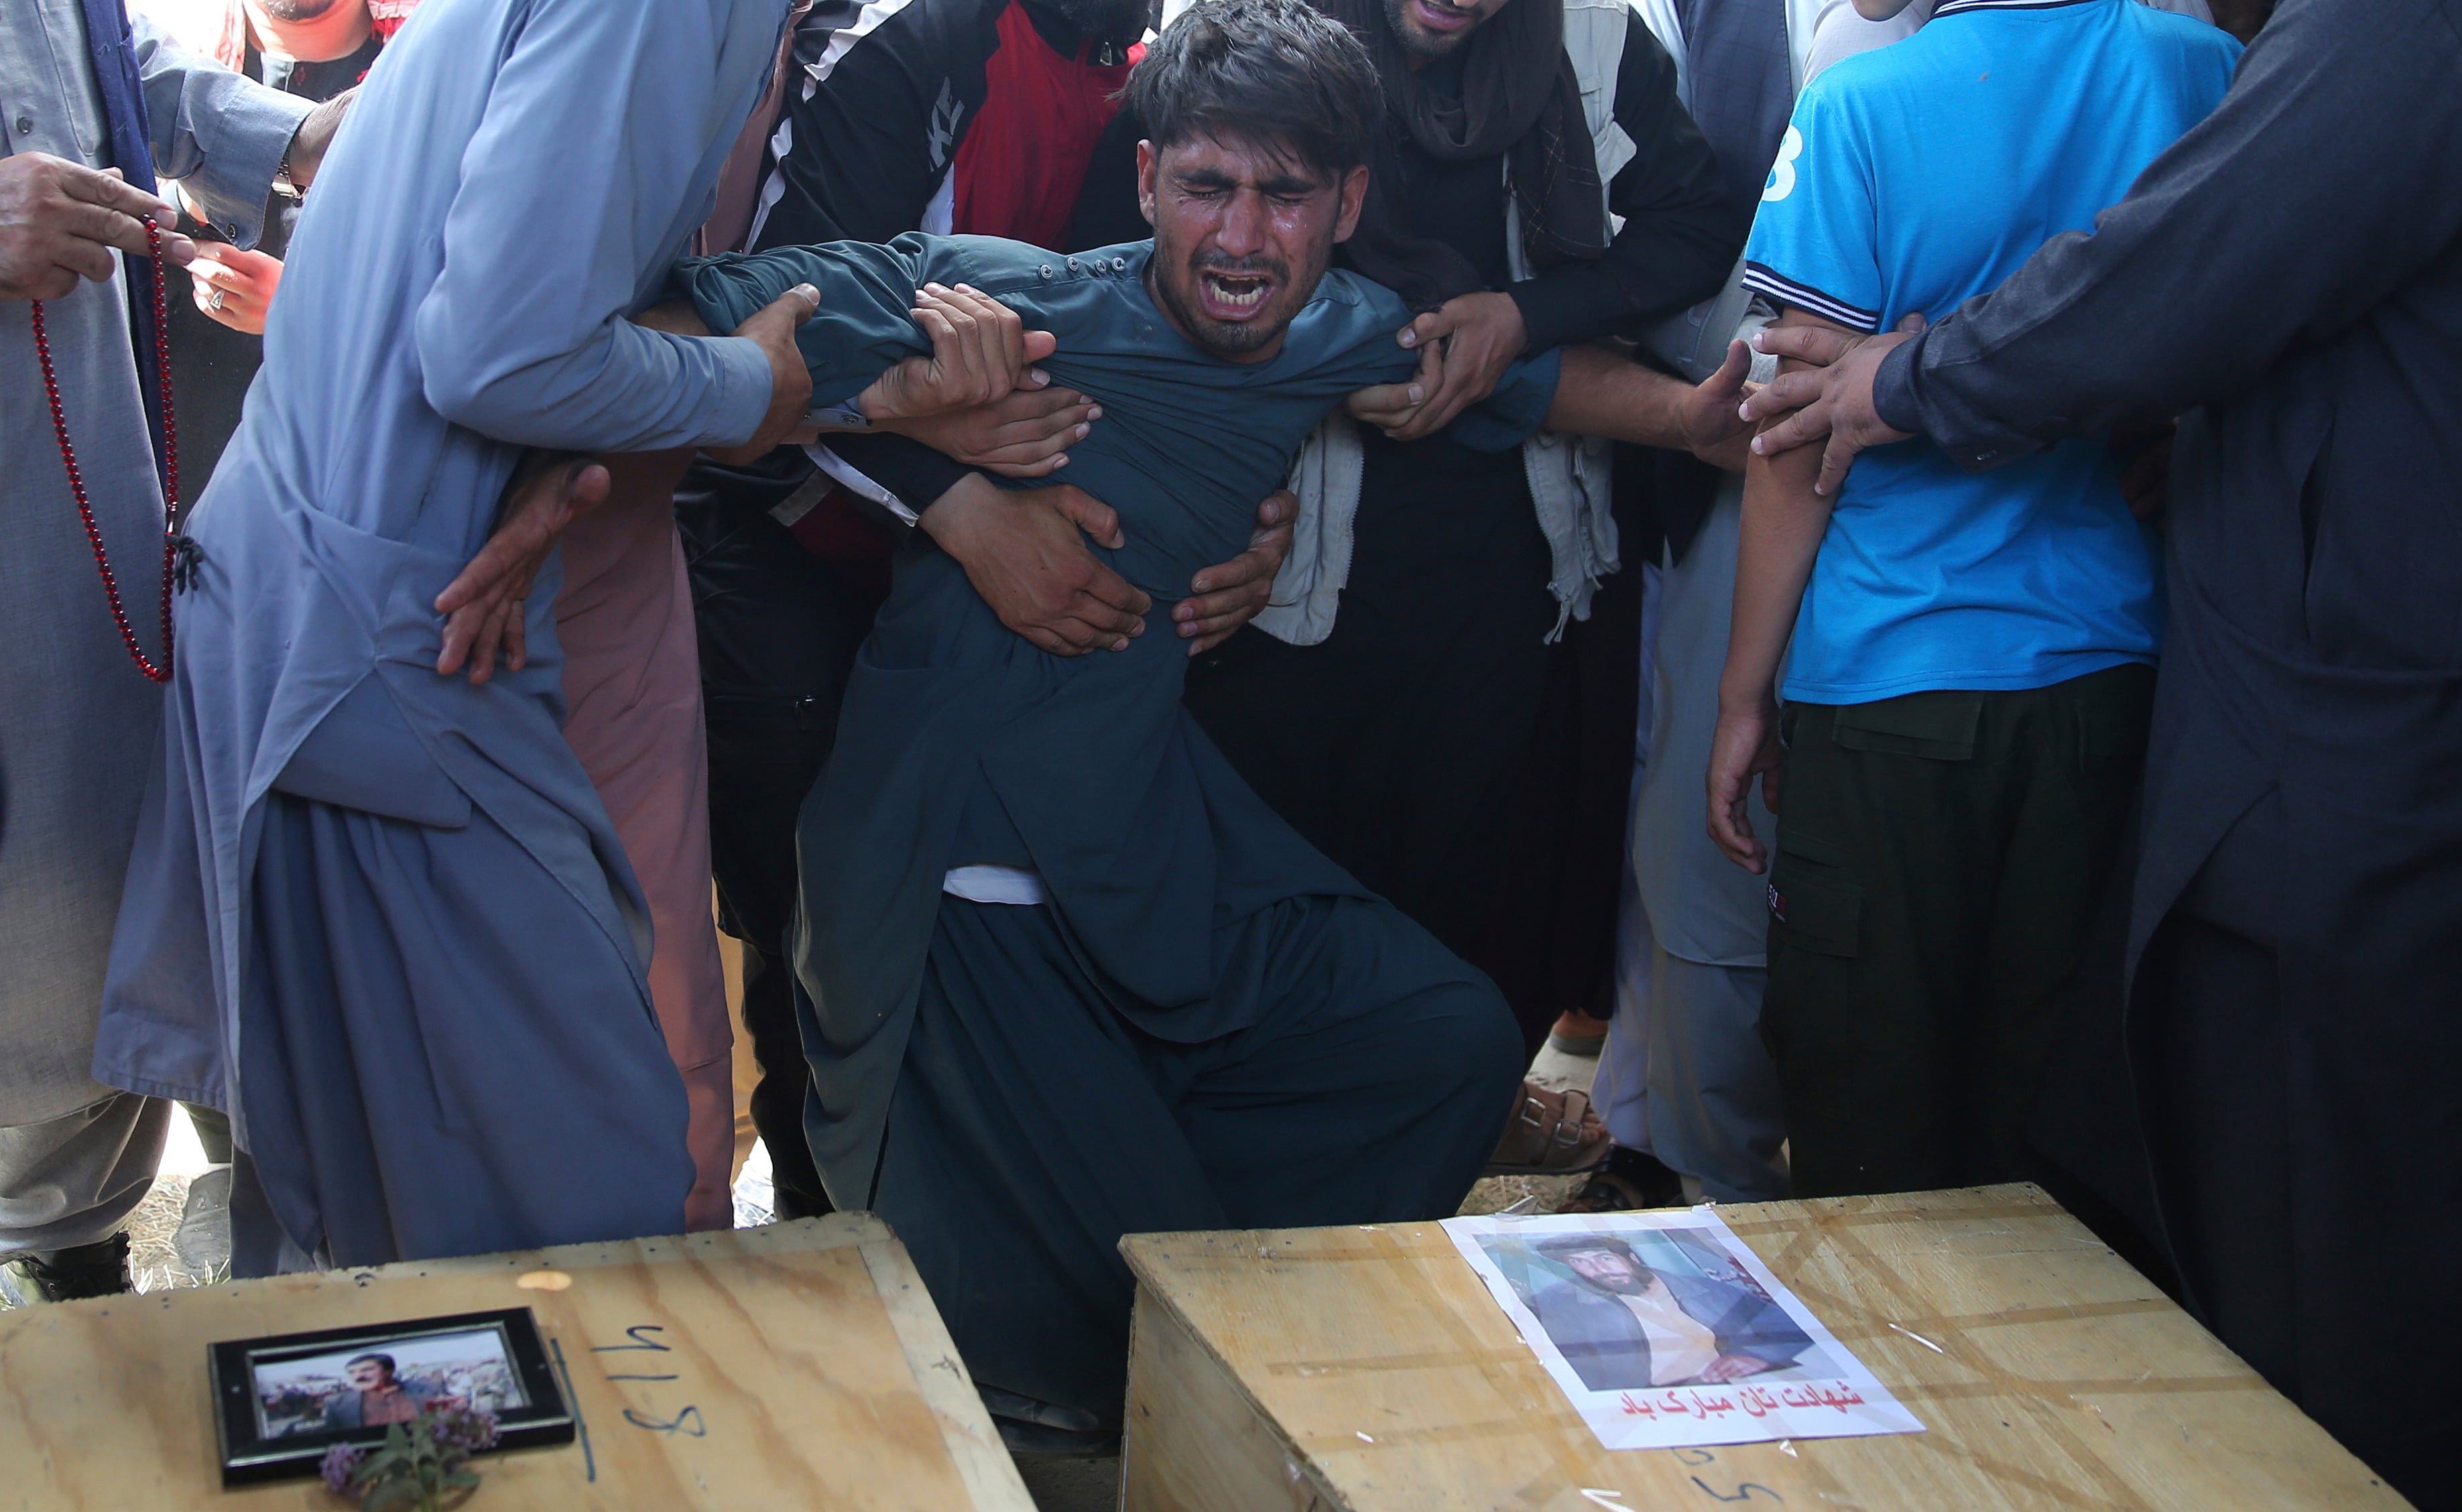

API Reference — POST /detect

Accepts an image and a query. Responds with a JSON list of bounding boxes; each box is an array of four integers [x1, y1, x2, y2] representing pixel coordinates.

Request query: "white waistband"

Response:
[[941, 865, 1048, 906]]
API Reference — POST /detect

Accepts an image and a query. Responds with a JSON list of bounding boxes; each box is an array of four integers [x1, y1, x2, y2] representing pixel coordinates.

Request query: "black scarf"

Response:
[[1317, 0, 1609, 310]]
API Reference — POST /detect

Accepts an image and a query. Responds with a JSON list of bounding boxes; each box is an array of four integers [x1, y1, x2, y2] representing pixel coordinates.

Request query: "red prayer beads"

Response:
[[29, 216, 181, 684]]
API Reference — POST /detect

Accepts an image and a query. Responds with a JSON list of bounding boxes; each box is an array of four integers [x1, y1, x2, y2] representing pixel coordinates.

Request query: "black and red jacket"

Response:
[[748, 0, 1137, 252], [702, 0, 1142, 548]]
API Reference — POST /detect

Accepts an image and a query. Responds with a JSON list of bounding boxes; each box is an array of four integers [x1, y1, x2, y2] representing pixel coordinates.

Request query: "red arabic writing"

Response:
[[1614, 1381, 1867, 1420]]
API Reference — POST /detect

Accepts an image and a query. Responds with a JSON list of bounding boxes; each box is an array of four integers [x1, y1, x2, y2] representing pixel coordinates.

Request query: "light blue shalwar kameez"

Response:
[[1, 0, 308, 1255], [93, 0, 791, 1271]]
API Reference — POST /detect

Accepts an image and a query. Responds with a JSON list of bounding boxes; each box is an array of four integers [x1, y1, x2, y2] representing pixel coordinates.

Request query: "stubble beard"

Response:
[[1165, 261, 1285, 357], [1150, 239, 1326, 361], [1380, 0, 1479, 60]]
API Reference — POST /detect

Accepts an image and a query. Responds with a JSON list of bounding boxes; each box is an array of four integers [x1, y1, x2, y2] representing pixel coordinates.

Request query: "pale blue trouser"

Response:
[[1601, 515, 1789, 1204], [1598, 930, 1788, 1203]]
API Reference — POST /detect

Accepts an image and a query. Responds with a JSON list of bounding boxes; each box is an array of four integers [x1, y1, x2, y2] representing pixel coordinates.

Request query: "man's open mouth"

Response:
[[1200, 270, 1275, 320]]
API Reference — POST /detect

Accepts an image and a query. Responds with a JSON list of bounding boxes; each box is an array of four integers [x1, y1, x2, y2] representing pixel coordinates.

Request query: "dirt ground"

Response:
[[122, 1174, 192, 1292]]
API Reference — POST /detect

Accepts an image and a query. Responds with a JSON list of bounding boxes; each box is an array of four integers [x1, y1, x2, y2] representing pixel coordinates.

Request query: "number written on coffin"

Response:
[[591, 1326, 704, 1436]]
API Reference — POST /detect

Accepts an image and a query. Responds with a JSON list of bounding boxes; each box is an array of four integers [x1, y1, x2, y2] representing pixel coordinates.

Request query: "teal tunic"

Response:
[[678, 235, 1560, 1202]]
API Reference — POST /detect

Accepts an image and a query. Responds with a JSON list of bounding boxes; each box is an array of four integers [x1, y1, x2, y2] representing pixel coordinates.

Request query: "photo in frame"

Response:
[[1441, 1209, 1924, 1452], [208, 1307, 574, 1487]]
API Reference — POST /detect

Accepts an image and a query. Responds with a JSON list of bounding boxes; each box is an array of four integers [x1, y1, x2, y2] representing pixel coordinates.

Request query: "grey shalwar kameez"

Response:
[[1593, 0, 1800, 1206], [93, 0, 790, 1273], [1598, 487, 1789, 1202], [0, 0, 304, 1253]]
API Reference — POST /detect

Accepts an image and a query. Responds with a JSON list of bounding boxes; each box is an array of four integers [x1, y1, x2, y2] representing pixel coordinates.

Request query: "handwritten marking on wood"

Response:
[[1690, 1476, 1782, 1503], [546, 1335, 597, 1483], [621, 1407, 709, 1438], [0, 1216, 1032, 1511], [591, 1324, 674, 1353]]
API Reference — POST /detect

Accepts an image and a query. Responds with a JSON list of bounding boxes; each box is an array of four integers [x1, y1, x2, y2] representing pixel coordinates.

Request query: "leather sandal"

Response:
[[1556, 1147, 1686, 1213], [1484, 1081, 1611, 1176]]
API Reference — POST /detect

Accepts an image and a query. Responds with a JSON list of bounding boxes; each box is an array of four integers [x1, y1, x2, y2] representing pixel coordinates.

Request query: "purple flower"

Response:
[[318, 1443, 365, 1496], [416, 1405, 502, 1458]]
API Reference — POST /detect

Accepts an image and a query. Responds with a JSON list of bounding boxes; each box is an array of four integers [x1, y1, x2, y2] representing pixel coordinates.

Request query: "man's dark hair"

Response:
[[1121, 0, 1383, 181], [345, 1353, 398, 1377]]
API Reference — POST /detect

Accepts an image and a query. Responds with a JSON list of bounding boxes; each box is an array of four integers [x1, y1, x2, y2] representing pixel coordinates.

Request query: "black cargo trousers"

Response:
[[1759, 664, 2156, 1198]]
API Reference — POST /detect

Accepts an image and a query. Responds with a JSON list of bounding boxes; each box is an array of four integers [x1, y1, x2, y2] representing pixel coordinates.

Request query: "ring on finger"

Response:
[[207, 288, 227, 312]]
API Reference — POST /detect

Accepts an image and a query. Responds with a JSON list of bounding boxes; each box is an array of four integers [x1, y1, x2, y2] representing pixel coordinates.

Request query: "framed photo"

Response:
[[208, 1307, 574, 1487]]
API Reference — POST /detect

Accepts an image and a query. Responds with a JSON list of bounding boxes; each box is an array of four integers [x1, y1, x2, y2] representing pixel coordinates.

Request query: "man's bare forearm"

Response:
[[597, 447, 699, 511], [1722, 426, 1832, 712], [632, 298, 712, 336], [1725, 309, 1865, 706], [1545, 344, 1697, 449]]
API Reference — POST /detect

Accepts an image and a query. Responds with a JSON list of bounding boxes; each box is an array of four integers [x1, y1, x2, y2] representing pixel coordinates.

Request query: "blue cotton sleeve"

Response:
[[674, 234, 964, 407], [131, 14, 312, 251], [1738, 84, 1884, 333], [408, 0, 776, 453]]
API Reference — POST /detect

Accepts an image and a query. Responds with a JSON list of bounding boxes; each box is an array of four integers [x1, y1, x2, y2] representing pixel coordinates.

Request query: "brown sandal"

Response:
[[1485, 1082, 1611, 1176]]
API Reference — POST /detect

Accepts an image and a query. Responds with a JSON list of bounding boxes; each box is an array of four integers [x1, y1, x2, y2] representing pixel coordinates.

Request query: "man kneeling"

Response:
[[669, 0, 1551, 1451]]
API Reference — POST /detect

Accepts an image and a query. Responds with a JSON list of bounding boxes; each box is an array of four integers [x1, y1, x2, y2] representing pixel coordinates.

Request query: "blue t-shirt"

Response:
[[1741, 0, 2238, 704]]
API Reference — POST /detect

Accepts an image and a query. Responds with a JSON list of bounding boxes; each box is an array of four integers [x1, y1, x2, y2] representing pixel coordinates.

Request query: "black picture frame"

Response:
[[208, 1306, 574, 1488]]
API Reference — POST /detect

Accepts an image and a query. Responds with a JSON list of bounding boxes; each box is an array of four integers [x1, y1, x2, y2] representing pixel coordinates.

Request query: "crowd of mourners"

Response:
[[4, 0, 2455, 1501]]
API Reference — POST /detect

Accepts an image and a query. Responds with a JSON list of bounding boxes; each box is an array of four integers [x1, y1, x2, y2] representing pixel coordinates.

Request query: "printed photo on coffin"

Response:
[[1444, 1210, 1924, 1452]]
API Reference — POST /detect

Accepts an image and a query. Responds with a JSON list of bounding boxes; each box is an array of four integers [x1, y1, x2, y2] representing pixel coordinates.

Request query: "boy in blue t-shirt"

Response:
[[1705, 0, 2238, 1197]]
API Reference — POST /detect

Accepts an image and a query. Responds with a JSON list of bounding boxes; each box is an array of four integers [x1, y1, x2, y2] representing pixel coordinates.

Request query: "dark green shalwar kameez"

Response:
[[680, 236, 1554, 1432]]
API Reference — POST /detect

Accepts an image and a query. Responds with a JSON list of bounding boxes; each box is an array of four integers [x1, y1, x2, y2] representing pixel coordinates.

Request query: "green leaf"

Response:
[[442, 1468, 482, 1489], [361, 1478, 420, 1512]]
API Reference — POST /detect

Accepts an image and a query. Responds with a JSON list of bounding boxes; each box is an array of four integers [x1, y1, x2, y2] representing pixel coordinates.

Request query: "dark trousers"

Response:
[[1761, 664, 2154, 1197], [877, 894, 1521, 1432], [677, 479, 890, 1218], [2142, 793, 2455, 1509], [1466, 498, 1648, 1060]]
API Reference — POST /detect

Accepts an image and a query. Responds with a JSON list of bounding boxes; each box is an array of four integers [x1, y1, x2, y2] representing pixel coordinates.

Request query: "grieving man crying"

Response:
[[663, 0, 1587, 1450], [1139, 127, 1367, 358]]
